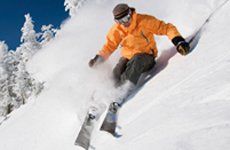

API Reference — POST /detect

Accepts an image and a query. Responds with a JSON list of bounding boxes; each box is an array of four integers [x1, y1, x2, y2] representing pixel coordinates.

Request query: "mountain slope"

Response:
[[0, 0, 230, 150]]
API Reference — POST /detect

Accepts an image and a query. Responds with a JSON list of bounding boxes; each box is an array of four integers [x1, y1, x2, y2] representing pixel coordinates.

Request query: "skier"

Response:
[[75, 4, 191, 148], [89, 3, 190, 88], [89, 3, 190, 134]]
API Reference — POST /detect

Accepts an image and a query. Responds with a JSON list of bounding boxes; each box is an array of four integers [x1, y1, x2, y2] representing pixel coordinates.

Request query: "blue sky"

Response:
[[0, 0, 68, 50]]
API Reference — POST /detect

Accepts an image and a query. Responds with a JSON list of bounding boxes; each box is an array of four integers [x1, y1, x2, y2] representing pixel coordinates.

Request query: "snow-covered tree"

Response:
[[2, 50, 43, 115], [6, 14, 44, 112], [0, 14, 46, 118], [40, 24, 57, 46], [3, 51, 23, 109], [64, 0, 87, 16], [0, 42, 10, 116], [17, 13, 41, 62], [0, 64, 10, 116], [20, 14, 39, 45], [0, 41, 8, 61], [17, 14, 44, 100]]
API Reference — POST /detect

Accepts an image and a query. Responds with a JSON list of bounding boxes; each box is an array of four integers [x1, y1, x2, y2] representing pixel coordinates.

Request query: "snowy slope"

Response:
[[1, 0, 230, 150]]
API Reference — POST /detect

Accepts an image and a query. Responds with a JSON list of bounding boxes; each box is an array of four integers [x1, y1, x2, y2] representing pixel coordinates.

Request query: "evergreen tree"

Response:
[[0, 14, 45, 119], [0, 41, 8, 61], [3, 51, 23, 110], [0, 42, 11, 116], [17, 13, 41, 63], [0, 65, 10, 116], [40, 24, 57, 46], [64, 0, 87, 16], [2, 50, 43, 115]]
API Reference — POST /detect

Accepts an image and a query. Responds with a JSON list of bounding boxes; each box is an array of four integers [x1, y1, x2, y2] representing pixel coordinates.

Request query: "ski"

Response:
[[100, 102, 121, 136], [74, 112, 96, 150], [74, 93, 106, 150]]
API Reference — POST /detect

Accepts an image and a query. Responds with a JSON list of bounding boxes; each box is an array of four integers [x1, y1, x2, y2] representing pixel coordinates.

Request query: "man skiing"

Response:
[[89, 3, 190, 88], [75, 3, 191, 149], [89, 2, 190, 134]]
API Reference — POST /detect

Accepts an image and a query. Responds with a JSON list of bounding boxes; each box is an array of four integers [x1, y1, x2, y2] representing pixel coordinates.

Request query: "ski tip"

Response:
[[100, 127, 116, 136], [74, 144, 88, 150], [74, 142, 89, 150], [75, 143, 96, 150]]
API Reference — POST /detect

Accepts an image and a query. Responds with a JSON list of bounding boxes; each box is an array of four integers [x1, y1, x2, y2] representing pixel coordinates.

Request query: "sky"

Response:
[[0, 0, 68, 50]]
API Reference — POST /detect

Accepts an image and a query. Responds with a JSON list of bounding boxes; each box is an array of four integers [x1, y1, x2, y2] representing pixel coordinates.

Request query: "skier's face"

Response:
[[115, 10, 132, 27]]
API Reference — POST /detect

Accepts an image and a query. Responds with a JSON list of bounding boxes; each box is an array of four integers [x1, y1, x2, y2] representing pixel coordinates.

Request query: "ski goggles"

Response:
[[115, 12, 132, 24]]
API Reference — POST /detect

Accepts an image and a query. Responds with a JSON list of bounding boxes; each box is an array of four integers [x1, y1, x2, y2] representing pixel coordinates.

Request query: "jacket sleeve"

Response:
[[98, 25, 122, 59], [145, 15, 181, 40]]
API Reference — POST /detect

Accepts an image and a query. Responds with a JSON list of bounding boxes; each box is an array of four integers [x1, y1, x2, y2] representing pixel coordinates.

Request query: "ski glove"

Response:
[[88, 55, 104, 67], [172, 36, 190, 56]]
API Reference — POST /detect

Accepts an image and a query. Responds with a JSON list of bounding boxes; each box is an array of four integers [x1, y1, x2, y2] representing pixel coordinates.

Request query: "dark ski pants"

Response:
[[113, 53, 156, 87]]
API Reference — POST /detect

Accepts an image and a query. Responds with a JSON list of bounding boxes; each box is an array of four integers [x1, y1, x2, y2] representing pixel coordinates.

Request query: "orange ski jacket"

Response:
[[98, 11, 181, 60]]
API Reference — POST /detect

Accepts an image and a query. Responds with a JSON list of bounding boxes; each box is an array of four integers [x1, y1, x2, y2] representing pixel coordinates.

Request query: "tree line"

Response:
[[0, 14, 56, 119]]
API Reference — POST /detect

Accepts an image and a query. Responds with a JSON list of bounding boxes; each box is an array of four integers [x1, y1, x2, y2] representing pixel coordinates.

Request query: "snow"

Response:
[[1, 0, 230, 150]]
